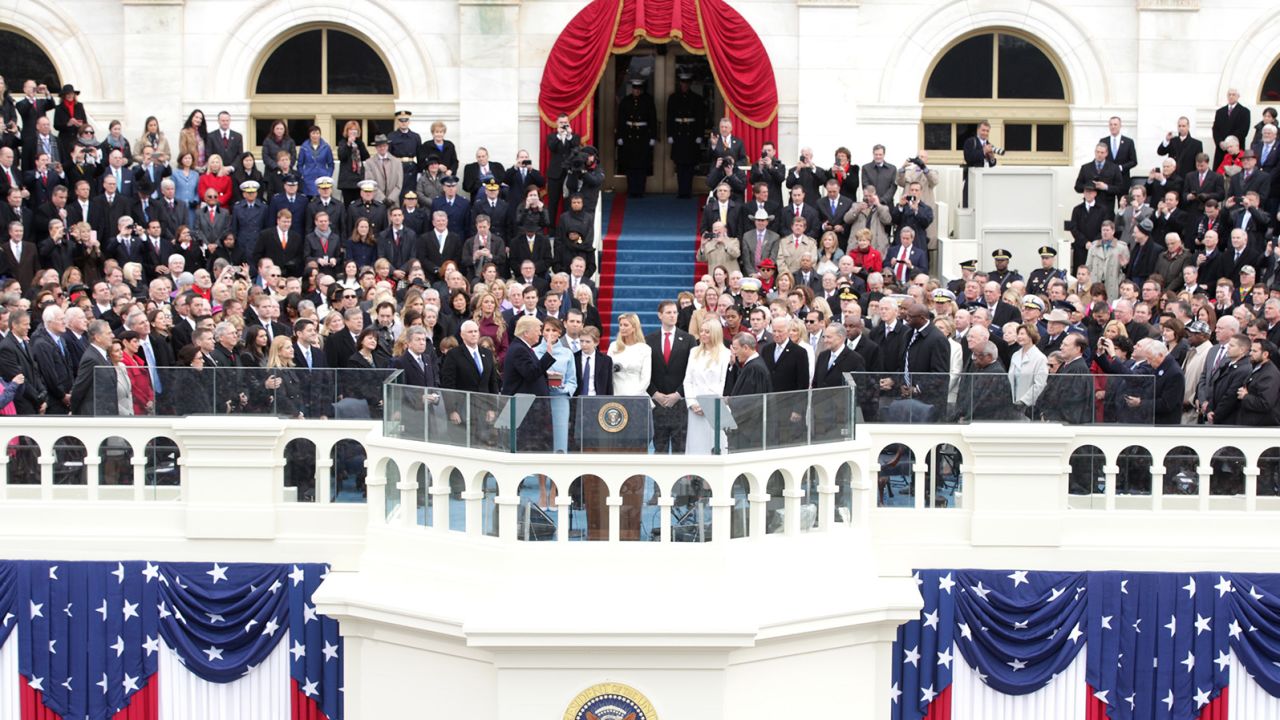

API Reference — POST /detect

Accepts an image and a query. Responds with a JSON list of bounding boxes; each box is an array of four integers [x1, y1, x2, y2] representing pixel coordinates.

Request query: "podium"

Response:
[[575, 396, 652, 453]]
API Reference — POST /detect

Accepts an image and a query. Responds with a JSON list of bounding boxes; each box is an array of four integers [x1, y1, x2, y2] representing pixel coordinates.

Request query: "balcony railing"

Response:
[[380, 383, 856, 453]]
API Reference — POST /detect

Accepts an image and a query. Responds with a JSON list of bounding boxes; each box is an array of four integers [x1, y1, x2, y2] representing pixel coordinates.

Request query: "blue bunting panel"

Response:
[[0, 560, 343, 720], [892, 569, 1280, 720]]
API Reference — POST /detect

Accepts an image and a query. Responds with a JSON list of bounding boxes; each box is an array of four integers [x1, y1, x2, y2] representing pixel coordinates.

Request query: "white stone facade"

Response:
[[11, 0, 1280, 174]]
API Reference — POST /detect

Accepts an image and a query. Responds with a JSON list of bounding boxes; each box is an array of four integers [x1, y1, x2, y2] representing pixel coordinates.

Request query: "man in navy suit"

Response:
[[1251, 124, 1280, 214], [501, 315, 556, 451], [646, 300, 694, 453], [761, 315, 810, 444], [96, 148, 137, 198], [291, 318, 331, 417], [391, 326, 441, 439], [440, 320, 501, 445], [376, 207, 421, 277], [811, 323, 865, 440], [1100, 116, 1139, 186], [422, 210, 463, 279], [884, 227, 928, 285], [253, 208, 305, 278]]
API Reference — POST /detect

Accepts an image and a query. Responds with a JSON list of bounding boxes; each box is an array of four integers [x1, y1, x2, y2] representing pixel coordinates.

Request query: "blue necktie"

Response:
[[472, 350, 482, 373], [142, 338, 161, 393]]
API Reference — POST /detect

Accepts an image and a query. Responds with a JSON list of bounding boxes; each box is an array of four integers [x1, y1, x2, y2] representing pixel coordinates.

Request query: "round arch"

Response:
[[0, 6, 103, 100], [878, 0, 1105, 109], [208, 0, 437, 103], [1220, 10, 1280, 104], [918, 28, 1073, 104], [247, 24, 399, 98]]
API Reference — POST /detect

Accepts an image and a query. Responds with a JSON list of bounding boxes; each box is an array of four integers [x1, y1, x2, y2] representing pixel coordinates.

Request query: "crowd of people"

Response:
[[0, 75, 1278, 436]]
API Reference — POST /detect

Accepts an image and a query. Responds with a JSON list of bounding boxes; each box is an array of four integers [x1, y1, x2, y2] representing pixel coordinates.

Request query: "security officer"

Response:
[[388, 110, 422, 200], [305, 176, 345, 236], [666, 71, 705, 199], [947, 258, 978, 295], [617, 78, 657, 198], [1026, 245, 1066, 297], [347, 179, 388, 235], [988, 248, 1022, 291], [231, 180, 269, 257]]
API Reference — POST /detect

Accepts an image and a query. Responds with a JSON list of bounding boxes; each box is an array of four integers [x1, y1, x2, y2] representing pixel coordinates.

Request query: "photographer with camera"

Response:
[[896, 152, 939, 245], [962, 121, 1000, 207], [617, 79, 657, 198], [890, 180, 933, 246], [750, 140, 785, 202], [503, 149, 545, 203], [546, 114, 579, 224], [705, 150, 746, 196], [1074, 143, 1125, 215], [697, 219, 739, 282], [786, 147, 827, 206], [563, 145, 603, 216]]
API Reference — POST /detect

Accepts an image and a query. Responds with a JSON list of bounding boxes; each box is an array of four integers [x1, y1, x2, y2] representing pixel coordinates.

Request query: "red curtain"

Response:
[[20, 674, 158, 720], [537, 0, 778, 171]]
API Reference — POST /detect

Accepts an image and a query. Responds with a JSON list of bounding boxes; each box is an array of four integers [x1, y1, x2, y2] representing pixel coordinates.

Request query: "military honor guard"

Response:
[[666, 71, 706, 199], [1026, 246, 1066, 297], [617, 78, 657, 198]]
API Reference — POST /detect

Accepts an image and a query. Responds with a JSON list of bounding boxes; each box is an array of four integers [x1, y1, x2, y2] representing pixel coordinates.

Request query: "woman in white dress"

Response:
[[684, 321, 730, 454], [609, 313, 652, 397]]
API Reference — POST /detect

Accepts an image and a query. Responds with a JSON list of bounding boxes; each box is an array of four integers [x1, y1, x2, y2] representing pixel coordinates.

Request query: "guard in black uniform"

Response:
[[1025, 246, 1066, 297], [666, 71, 705, 199], [988, 248, 1023, 291], [947, 258, 978, 295], [388, 111, 422, 203], [618, 78, 657, 198], [347, 179, 389, 236]]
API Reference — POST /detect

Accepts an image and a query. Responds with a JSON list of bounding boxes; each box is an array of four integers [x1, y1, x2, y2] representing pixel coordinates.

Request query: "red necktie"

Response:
[[663, 332, 671, 363], [208, 209, 215, 223]]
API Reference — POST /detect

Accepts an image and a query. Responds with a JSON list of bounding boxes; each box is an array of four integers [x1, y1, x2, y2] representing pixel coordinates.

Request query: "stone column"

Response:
[[794, 0, 862, 158], [121, 0, 186, 136], [457, 0, 521, 162], [175, 416, 284, 539], [961, 424, 1074, 546]]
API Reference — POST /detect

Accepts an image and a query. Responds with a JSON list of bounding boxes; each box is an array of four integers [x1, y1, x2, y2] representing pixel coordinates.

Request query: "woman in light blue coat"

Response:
[[534, 317, 578, 453]]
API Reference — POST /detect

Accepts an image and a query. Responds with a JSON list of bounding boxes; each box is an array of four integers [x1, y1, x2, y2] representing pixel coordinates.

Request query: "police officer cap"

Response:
[[395, 110, 412, 119], [1186, 320, 1211, 335], [315, 177, 334, 189], [372, 134, 390, 145], [1022, 295, 1046, 311], [1051, 299, 1076, 312], [402, 191, 418, 200], [931, 288, 956, 304], [992, 248, 1012, 261], [281, 173, 300, 185], [1038, 245, 1057, 257], [677, 71, 693, 81], [838, 287, 859, 301], [357, 179, 378, 191], [629, 78, 645, 87], [482, 178, 500, 190], [741, 278, 762, 292], [959, 259, 978, 271], [239, 180, 260, 193], [441, 176, 460, 186]]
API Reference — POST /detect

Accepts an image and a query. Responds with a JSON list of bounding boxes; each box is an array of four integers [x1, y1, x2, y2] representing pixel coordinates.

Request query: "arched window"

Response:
[[921, 30, 1070, 165], [0, 29, 60, 89], [1262, 56, 1280, 103], [250, 26, 396, 152]]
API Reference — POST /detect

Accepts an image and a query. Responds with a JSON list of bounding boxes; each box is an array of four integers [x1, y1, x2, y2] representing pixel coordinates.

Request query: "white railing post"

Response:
[[748, 492, 769, 539], [555, 496, 572, 542], [817, 482, 837, 530], [38, 455, 54, 500], [709, 497, 734, 542], [1245, 465, 1259, 512], [496, 494, 520, 542], [131, 457, 148, 502], [606, 496, 623, 542], [315, 458, 334, 505], [430, 483, 451, 531], [657, 497, 673, 542], [398, 479, 417, 528], [366, 468, 387, 527], [463, 490, 484, 536], [783, 488, 804, 535]]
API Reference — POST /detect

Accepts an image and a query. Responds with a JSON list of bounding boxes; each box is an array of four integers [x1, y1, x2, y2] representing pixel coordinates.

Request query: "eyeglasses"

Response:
[[805, 319, 820, 324], [342, 293, 357, 299]]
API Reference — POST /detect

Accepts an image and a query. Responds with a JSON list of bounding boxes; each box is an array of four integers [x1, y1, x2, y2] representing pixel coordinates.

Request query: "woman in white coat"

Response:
[[684, 321, 731, 454], [1007, 322, 1048, 415], [609, 313, 652, 397]]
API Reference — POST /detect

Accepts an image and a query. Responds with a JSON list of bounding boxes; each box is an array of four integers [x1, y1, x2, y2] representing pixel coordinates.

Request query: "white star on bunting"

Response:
[[1008, 570, 1029, 587], [322, 641, 340, 662], [207, 563, 229, 583], [289, 565, 306, 586], [904, 645, 920, 667], [889, 681, 901, 704], [290, 640, 306, 660], [922, 609, 939, 630], [938, 573, 955, 593], [921, 685, 937, 703], [1007, 658, 1027, 671], [203, 645, 224, 662], [937, 648, 953, 669]]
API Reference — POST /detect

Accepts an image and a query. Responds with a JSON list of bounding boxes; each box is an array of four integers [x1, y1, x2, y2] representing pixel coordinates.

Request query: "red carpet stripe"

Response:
[[594, 193, 627, 346], [693, 199, 708, 281]]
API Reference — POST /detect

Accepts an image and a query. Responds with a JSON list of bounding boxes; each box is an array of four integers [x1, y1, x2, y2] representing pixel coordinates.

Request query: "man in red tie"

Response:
[[254, 208, 304, 277], [645, 300, 694, 453]]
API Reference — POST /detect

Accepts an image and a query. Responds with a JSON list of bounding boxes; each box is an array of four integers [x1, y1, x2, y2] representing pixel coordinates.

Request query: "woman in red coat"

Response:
[[119, 330, 154, 415], [847, 228, 884, 278], [196, 153, 233, 209]]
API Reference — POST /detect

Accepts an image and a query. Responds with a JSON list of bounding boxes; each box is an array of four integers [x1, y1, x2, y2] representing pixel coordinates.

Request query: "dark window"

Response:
[[256, 30, 322, 94], [254, 118, 314, 148], [1263, 59, 1280, 103], [1038, 124, 1065, 152], [923, 123, 952, 151], [326, 30, 393, 94], [925, 35, 993, 99], [1005, 124, 1033, 152], [955, 123, 979, 150], [0, 30, 60, 89], [997, 34, 1064, 100]]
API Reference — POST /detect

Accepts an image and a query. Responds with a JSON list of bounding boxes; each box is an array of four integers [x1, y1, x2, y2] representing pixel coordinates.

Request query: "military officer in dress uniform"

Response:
[[231, 181, 269, 257], [947, 258, 978, 295], [988, 248, 1022, 290], [305, 176, 345, 236], [388, 111, 422, 200], [666, 71, 706, 199], [617, 78, 657, 198], [1026, 246, 1066, 297], [348, 179, 388, 236]]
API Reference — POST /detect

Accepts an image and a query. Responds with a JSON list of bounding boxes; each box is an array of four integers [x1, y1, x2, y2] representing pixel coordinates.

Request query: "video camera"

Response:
[[567, 145, 598, 173]]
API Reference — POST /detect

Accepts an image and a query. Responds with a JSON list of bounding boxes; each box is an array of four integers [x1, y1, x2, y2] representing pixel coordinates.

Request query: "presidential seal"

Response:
[[597, 401, 629, 433], [563, 682, 658, 720]]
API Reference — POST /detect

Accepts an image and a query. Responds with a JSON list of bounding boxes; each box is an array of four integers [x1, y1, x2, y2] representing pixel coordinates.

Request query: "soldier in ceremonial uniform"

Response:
[[1026, 246, 1066, 297], [348, 179, 388, 236], [988, 248, 1022, 291], [666, 71, 706, 199], [947, 258, 978, 295], [388, 111, 422, 200], [305, 176, 345, 236], [231, 181, 269, 258], [617, 78, 657, 198]]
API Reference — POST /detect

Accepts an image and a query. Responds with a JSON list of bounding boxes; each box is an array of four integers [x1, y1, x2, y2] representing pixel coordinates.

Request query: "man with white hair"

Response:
[[31, 304, 73, 413], [1212, 88, 1251, 171], [1252, 124, 1280, 214]]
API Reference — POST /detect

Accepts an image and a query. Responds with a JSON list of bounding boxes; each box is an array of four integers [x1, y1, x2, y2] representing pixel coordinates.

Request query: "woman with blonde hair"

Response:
[[264, 336, 304, 418], [472, 291, 509, 362], [684, 320, 730, 454], [610, 313, 652, 397], [787, 316, 816, 385]]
